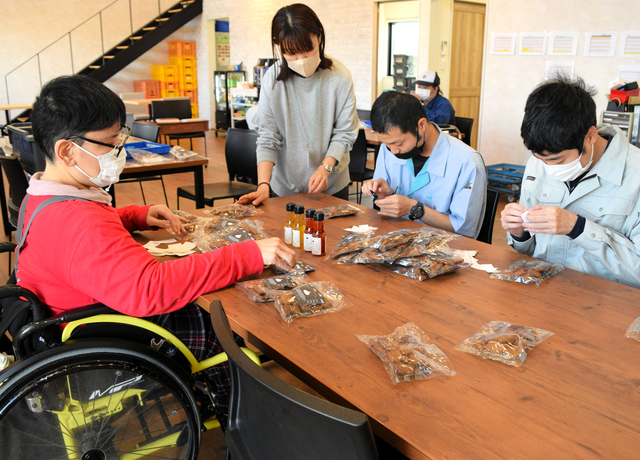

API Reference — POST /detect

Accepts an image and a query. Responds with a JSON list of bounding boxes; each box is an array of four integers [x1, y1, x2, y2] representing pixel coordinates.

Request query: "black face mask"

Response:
[[395, 128, 425, 160]]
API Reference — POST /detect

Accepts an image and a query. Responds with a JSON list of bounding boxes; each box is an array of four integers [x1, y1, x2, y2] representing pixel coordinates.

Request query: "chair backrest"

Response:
[[225, 128, 258, 184], [477, 188, 499, 244], [454, 116, 474, 146], [349, 129, 368, 176], [0, 154, 30, 228], [120, 92, 144, 100], [131, 121, 160, 142], [162, 97, 191, 102], [210, 300, 379, 460], [151, 99, 192, 120], [125, 112, 135, 128], [357, 109, 371, 121]]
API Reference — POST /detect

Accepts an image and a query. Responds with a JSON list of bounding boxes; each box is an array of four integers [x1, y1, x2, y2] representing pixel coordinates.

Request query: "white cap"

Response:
[[415, 70, 440, 87]]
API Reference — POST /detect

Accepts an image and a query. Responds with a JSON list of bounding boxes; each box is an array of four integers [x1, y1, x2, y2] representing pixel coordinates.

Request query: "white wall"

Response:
[[479, 0, 640, 167]]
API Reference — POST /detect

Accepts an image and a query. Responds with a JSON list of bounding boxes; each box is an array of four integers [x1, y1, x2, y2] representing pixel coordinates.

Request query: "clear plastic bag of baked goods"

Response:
[[170, 210, 203, 235], [195, 219, 269, 252], [625, 317, 640, 342], [395, 251, 469, 278], [271, 260, 315, 275], [357, 322, 456, 384], [170, 145, 197, 160], [203, 203, 264, 218], [128, 148, 170, 164], [351, 244, 410, 264], [370, 228, 435, 252], [326, 232, 379, 260], [389, 265, 429, 281], [490, 260, 564, 286], [396, 234, 456, 258], [271, 281, 352, 323], [200, 217, 243, 234], [454, 321, 554, 367], [236, 274, 311, 302], [315, 203, 363, 219]]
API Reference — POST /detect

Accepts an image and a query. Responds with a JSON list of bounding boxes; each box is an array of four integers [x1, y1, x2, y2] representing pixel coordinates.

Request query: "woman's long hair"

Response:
[[271, 3, 333, 83]]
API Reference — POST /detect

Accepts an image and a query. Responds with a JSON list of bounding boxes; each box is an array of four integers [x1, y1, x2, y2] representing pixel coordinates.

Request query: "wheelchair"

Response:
[[0, 258, 260, 460]]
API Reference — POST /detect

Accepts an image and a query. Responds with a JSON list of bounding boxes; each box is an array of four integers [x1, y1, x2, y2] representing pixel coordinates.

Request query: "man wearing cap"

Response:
[[412, 70, 456, 125], [362, 91, 486, 239]]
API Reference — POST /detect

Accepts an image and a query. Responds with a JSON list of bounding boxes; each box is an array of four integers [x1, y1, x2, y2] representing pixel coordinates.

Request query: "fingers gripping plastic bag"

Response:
[[490, 260, 564, 286], [194, 219, 269, 252], [236, 274, 311, 302], [357, 322, 456, 384], [454, 321, 554, 367], [625, 317, 640, 341], [271, 281, 352, 323]]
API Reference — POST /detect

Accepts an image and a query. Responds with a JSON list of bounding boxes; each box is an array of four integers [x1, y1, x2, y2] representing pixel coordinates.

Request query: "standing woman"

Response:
[[238, 3, 359, 205]]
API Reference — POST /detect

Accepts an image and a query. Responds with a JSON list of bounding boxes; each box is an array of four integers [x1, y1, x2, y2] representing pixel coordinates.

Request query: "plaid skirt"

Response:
[[145, 302, 238, 412]]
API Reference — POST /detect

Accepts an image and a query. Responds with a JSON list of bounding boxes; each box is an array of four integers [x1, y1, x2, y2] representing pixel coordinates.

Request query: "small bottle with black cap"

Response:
[[284, 202, 296, 245], [303, 208, 316, 252], [292, 205, 305, 249], [311, 211, 326, 256]]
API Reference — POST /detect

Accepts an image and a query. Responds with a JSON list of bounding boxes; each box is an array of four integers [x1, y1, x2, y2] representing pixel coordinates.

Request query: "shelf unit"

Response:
[[229, 87, 258, 128]]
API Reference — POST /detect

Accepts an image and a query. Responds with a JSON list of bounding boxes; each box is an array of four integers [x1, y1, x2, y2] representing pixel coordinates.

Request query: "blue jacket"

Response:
[[424, 93, 456, 125], [508, 125, 640, 289], [374, 127, 487, 238]]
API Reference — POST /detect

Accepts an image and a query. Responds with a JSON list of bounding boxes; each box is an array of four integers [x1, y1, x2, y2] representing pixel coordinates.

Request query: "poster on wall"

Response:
[[584, 32, 617, 57], [490, 32, 517, 55], [618, 65, 640, 83], [519, 32, 547, 55], [619, 32, 640, 57], [545, 61, 575, 80], [548, 31, 578, 56]]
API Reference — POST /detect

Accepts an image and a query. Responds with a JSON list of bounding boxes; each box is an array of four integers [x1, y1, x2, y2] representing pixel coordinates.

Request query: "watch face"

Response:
[[410, 203, 424, 220]]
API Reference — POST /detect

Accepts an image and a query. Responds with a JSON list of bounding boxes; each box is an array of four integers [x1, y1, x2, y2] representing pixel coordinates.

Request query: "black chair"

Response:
[[118, 121, 168, 206], [454, 116, 474, 146], [152, 99, 208, 158], [349, 129, 374, 204], [210, 300, 380, 460], [477, 189, 499, 244], [357, 109, 371, 121], [0, 153, 29, 230], [177, 128, 258, 208]]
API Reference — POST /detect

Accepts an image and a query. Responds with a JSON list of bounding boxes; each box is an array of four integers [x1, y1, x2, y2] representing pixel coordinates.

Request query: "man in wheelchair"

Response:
[[0, 75, 296, 459]]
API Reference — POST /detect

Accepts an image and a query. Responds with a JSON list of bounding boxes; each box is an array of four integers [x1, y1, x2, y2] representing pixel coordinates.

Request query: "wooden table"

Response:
[[0, 103, 32, 125], [152, 120, 209, 145], [112, 154, 208, 208], [180, 194, 640, 460]]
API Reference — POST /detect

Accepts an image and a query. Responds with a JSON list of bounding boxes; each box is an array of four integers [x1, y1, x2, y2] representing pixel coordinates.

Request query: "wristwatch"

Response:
[[409, 202, 425, 221], [321, 163, 334, 174]]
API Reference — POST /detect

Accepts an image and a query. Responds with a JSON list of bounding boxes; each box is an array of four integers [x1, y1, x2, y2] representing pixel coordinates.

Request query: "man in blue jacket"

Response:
[[412, 70, 456, 125], [362, 91, 486, 239]]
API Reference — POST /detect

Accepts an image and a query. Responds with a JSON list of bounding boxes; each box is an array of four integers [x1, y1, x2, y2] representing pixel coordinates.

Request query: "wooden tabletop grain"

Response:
[[141, 194, 640, 460]]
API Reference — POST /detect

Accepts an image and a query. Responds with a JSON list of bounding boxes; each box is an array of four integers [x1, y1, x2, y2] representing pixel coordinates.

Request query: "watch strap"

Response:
[[322, 163, 333, 173]]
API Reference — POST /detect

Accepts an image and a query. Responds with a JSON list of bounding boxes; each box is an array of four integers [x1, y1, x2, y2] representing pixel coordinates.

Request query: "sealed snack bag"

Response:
[[357, 322, 456, 384], [236, 274, 311, 302], [203, 203, 264, 218], [490, 260, 563, 286], [271, 281, 352, 323], [625, 317, 640, 342]]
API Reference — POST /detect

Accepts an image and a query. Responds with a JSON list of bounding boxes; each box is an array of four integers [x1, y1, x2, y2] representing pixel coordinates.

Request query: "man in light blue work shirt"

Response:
[[362, 91, 487, 239], [501, 77, 640, 289]]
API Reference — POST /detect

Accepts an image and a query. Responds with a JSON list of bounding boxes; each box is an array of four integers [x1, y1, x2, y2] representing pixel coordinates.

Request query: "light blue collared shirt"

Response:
[[508, 125, 640, 289], [374, 127, 487, 238]]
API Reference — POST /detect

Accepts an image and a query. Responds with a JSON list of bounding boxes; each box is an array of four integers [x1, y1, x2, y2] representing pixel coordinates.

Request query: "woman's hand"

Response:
[[237, 183, 270, 206], [147, 205, 188, 235], [308, 165, 330, 194], [255, 238, 297, 269]]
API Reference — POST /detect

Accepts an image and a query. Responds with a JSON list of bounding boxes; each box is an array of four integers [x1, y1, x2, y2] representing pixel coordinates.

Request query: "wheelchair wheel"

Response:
[[0, 340, 201, 460]]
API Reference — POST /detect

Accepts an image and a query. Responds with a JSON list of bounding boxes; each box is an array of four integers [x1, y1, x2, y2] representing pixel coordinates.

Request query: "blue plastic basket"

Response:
[[124, 142, 171, 158]]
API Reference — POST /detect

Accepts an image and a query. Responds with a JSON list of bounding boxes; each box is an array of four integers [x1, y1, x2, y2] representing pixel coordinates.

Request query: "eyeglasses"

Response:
[[69, 126, 132, 158]]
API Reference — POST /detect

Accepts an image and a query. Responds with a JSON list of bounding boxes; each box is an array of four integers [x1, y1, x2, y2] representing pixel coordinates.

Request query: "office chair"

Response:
[[177, 128, 258, 208], [118, 121, 168, 206], [152, 99, 208, 159], [349, 129, 374, 204], [120, 92, 151, 121], [454, 116, 474, 146], [125, 112, 134, 128], [210, 300, 380, 460], [476, 189, 500, 244]]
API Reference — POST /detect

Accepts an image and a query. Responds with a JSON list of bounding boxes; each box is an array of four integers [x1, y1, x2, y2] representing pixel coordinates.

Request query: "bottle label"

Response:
[[304, 233, 312, 251], [312, 236, 322, 255], [293, 231, 301, 248], [284, 226, 292, 245]]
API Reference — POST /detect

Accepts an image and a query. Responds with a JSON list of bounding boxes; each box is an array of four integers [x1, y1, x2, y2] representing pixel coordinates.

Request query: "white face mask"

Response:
[[287, 51, 321, 78], [73, 141, 127, 190], [416, 88, 433, 102], [542, 143, 594, 182]]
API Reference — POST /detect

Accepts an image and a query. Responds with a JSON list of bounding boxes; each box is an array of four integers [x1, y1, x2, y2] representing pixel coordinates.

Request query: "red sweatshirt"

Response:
[[17, 195, 263, 317]]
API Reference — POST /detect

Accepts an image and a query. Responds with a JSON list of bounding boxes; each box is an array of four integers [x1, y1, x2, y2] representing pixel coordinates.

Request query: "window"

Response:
[[387, 21, 419, 77]]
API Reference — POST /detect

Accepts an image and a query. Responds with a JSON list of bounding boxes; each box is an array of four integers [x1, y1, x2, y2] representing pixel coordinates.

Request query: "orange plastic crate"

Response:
[[133, 80, 161, 99], [168, 41, 196, 57], [161, 89, 181, 98], [180, 89, 198, 105], [160, 81, 180, 91], [181, 81, 197, 90]]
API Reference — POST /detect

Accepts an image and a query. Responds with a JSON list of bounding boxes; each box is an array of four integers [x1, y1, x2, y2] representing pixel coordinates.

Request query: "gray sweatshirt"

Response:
[[253, 56, 359, 196]]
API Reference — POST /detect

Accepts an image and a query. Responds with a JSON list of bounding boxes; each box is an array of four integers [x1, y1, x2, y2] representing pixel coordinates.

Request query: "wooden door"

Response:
[[449, 1, 485, 149]]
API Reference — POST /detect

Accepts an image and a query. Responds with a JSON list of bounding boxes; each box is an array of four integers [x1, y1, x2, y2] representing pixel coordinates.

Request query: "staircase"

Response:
[[4, 0, 202, 124]]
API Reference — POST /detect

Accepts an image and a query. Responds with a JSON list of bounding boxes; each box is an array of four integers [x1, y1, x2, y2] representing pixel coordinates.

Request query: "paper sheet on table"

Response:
[[143, 240, 196, 256], [450, 249, 499, 273], [344, 224, 378, 234]]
